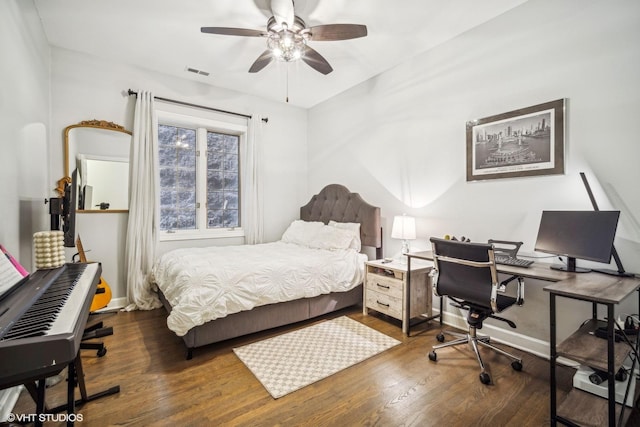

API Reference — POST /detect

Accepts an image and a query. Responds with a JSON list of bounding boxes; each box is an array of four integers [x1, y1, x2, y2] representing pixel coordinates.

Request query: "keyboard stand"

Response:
[[47, 354, 120, 423], [24, 353, 120, 427]]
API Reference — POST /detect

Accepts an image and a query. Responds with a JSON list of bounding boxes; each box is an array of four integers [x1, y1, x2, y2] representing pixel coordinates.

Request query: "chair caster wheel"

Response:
[[97, 347, 107, 357], [479, 372, 491, 384], [511, 360, 522, 371], [436, 333, 445, 343], [428, 351, 437, 362]]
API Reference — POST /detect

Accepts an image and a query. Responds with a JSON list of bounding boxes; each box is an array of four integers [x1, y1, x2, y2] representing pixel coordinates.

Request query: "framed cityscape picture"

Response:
[[466, 99, 565, 182]]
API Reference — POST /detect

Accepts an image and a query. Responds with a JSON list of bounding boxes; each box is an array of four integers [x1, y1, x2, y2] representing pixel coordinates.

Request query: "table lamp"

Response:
[[391, 214, 416, 263]]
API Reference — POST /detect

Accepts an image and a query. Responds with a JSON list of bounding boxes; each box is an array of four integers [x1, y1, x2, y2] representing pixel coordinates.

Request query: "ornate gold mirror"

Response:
[[56, 120, 132, 213]]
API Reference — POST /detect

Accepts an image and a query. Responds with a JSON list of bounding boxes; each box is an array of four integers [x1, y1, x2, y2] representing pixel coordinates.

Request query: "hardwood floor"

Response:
[[8, 306, 636, 426]]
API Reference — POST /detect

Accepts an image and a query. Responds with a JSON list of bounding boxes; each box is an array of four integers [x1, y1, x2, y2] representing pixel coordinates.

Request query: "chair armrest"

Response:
[[498, 275, 525, 305], [429, 268, 441, 297], [495, 275, 525, 305], [516, 276, 524, 305], [498, 275, 519, 290]]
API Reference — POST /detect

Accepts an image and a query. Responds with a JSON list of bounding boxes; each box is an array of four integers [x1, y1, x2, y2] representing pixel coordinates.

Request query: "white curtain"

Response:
[[242, 115, 265, 244], [124, 91, 162, 311]]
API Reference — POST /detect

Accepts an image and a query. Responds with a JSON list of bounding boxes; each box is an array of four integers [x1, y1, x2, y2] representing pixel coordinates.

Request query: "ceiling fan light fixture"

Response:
[[201, 8, 366, 75], [267, 30, 305, 62], [271, 46, 283, 58]]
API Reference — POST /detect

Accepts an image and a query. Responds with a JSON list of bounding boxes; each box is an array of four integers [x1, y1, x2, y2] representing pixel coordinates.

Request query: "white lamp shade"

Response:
[[391, 215, 416, 240]]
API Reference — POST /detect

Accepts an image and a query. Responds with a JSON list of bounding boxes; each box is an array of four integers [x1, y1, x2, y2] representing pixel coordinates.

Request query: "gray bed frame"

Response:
[[157, 184, 383, 359]]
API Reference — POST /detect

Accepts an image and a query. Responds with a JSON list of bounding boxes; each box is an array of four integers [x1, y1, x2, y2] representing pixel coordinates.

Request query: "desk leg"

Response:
[[550, 293, 557, 426], [606, 304, 616, 426]]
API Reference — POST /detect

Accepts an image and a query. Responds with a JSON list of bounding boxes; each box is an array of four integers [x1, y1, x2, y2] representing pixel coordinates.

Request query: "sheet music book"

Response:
[[0, 244, 28, 299]]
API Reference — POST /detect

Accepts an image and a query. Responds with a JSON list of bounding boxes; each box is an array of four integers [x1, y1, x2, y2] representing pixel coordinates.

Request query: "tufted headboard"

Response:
[[300, 184, 382, 257]]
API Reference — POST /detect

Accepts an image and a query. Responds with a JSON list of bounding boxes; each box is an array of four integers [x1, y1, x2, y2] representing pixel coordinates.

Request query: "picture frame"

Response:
[[466, 99, 565, 182]]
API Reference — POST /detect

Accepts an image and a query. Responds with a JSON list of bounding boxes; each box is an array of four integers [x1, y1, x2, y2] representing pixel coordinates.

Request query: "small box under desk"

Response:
[[572, 352, 638, 407]]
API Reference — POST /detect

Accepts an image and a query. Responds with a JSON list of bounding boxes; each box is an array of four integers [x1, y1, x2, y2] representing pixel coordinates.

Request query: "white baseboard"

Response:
[[95, 297, 127, 313], [0, 386, 23, 422]]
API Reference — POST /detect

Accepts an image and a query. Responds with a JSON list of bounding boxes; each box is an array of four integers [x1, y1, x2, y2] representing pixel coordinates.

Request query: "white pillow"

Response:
[[308, 226, 355, 251], [328, 221, 362, 251], [281, 220, 325, 246]]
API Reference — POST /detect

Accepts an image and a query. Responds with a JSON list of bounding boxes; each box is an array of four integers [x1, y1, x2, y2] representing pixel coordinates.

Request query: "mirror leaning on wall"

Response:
[[56, 120, 132, 212]]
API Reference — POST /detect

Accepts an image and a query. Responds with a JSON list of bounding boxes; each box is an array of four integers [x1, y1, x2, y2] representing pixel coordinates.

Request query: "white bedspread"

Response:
[[151, 241, 367, 336]]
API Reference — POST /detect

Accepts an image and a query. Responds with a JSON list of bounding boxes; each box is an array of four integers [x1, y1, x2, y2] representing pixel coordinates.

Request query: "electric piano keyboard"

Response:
[[0, 262, 100, 389]]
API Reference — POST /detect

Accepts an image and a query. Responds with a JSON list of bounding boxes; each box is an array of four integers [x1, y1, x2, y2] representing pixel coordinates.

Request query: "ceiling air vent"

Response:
[[186, 67, 210, 77]]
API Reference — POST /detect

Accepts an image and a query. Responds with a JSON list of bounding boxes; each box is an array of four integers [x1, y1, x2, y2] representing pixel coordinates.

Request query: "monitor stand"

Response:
[[592, 268, 635, 278], [580, 172, 635, 278], [550, 257, 591, 273]]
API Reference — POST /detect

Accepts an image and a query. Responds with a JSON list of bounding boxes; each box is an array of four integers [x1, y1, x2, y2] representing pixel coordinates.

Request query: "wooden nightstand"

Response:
[[363, 259, 432, 335]]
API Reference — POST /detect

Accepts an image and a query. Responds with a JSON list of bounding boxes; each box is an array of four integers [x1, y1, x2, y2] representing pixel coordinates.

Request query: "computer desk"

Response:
[[404, 250, 574, 336], [405, 250, 640, 426]]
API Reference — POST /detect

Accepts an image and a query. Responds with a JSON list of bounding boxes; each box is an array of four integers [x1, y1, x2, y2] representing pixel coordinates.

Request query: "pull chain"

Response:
[[286, 64, 289, 103]]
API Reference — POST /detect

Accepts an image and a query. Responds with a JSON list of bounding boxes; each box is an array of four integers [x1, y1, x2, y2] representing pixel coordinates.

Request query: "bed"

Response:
[[153, 184, 382, 359]]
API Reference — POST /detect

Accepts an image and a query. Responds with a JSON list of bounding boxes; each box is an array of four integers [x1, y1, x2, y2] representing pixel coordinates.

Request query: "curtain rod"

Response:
[[127, 89, 268, 123]]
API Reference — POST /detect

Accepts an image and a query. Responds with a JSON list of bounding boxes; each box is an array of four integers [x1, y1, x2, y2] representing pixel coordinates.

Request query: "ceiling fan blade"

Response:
[[270, 0, 294, 27], [308, 24, 368, 41], [249, 50, 275, 73], [301, 45, 333, 75], [201, 27, 267, 37]]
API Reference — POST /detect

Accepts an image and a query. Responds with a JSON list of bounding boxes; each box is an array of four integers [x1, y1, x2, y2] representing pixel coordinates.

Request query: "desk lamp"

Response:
[[391, 214, 416, 263]]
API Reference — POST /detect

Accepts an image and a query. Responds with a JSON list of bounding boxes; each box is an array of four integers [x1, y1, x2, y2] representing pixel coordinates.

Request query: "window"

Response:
[[157, 111, 246, 240], [158, 125, 197, 230], [205, 131, 240, 228]]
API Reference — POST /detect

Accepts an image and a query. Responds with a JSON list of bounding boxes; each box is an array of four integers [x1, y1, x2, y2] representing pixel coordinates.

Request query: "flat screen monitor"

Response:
[[62, 169, 78, 248], [534, 210, 620, 273]]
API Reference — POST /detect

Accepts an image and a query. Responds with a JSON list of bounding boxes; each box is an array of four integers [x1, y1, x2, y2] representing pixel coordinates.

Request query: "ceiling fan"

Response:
[[201, 0, 367, 75]]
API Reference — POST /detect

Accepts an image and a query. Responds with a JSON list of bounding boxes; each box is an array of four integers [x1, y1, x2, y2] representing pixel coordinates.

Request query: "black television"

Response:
[[534, 210, 620, 273], [62, 169, 78, 247]]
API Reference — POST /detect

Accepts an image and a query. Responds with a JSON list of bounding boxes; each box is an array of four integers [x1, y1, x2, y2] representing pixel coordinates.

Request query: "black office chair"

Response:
[[427, 237, 524, 384]]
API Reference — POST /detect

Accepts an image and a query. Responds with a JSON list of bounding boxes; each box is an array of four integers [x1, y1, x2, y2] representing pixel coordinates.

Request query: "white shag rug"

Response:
[[233, 316, 401, 398]]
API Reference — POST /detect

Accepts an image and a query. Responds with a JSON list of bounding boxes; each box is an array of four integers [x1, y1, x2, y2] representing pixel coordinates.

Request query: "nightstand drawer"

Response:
[[366, 274, 403, 299], [366, 291, 402, 319]]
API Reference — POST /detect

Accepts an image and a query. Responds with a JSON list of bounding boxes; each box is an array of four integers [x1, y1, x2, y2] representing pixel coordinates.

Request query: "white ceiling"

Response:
[[34, 0, 527, 109]]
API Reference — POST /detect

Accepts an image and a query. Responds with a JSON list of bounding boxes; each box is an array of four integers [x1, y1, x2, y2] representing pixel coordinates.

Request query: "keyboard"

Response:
[[494, 255, 534, 268]]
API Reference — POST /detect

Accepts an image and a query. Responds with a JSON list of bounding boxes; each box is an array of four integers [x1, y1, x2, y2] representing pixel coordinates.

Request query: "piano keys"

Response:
[[0, 262, 100, 389]]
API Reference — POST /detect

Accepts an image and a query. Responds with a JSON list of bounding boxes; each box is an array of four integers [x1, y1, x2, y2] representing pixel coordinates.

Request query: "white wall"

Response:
[[0, 0, 51, 418], [49, 47, 309, 306], [308, 0, 640, 355], [0, 0, 51, 269]]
